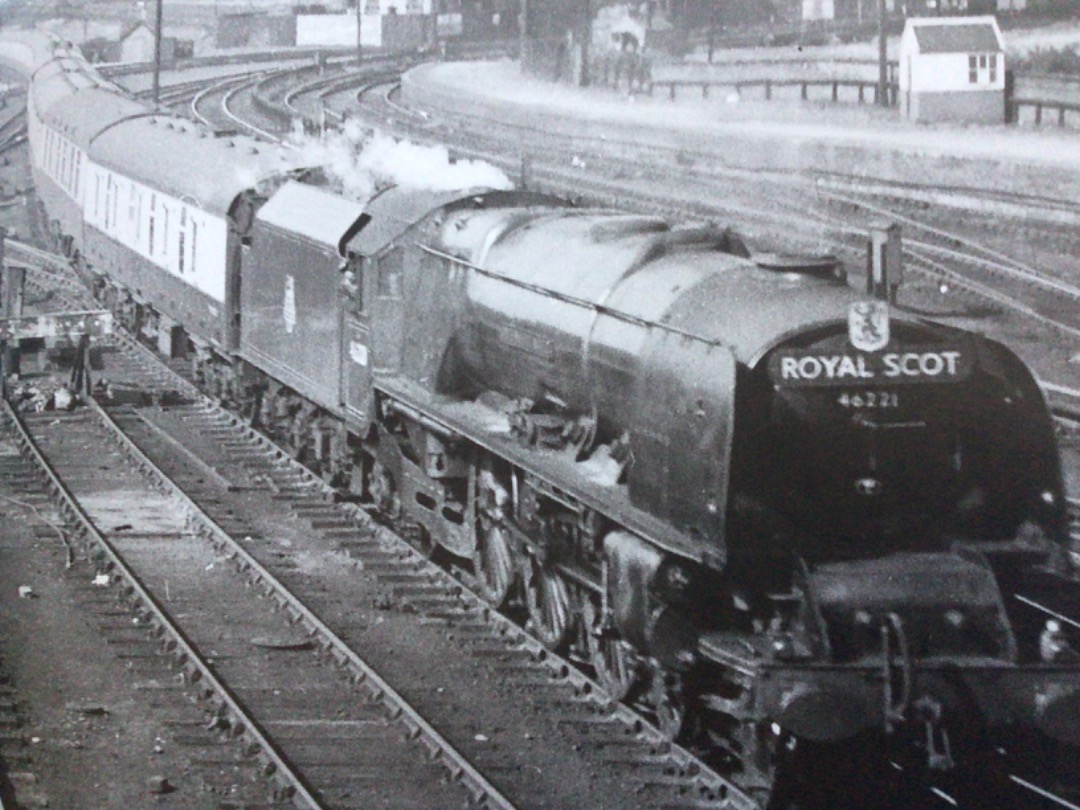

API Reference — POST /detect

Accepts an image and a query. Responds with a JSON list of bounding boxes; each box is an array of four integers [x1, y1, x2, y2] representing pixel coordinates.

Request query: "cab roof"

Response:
[[256, 180, 368, 256]]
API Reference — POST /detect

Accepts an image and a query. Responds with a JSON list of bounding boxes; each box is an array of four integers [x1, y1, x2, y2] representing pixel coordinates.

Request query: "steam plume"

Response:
[[288, 118, 512, 202]]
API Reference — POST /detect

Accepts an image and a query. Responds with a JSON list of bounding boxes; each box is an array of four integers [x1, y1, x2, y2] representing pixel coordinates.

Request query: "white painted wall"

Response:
[[120, 26, 155, 62], [899, 18, 1004, 93], [802, 0, 835, 21], [903, 51, 1003, 92], [82, 161, 229, 302]]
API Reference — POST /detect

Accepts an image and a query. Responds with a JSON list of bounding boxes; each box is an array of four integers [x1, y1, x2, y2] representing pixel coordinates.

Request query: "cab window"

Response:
[[377, 247, 403, 298], [341, 257, 363, 312]]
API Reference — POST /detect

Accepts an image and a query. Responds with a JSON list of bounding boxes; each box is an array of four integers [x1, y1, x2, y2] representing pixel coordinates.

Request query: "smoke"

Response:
[[287, 118, 512, 202]]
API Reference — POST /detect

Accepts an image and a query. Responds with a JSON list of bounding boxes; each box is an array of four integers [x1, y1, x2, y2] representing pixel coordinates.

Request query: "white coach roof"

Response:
[[256, 180, 368, 257]]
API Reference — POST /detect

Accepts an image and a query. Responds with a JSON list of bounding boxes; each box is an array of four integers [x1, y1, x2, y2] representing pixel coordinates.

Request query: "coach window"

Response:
[[134, 190, 142, 244], [104, 177, 113, 230], [148, 194, 156, 256], [111, 179, 120, 234], [178, 208, 186, 275], [162, 204, 170, 259], [377, 247, 403, 298], [190, 220, 198, 274]]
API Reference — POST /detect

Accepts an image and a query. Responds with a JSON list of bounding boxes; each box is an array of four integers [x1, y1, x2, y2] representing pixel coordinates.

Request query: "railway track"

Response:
[[6, 379, 515, 808], [9, 221, 1080, 810], [5, 53, 1079, 806], [345, 77, 1080, 349], [0, 250, 757, 809]]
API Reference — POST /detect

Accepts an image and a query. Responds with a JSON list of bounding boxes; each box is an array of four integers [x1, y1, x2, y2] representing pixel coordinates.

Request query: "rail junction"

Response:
[[0, 42, 1076, 810]]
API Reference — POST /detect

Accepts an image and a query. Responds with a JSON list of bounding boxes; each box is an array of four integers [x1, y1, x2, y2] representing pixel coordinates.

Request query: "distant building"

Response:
[[802, 0, 836, 21], [120, 22, 157, 61], [295, 1, 435, 51], [898, 16, 1005, 124], [217, 12, 296, 48], [81, 37, 122, 63]]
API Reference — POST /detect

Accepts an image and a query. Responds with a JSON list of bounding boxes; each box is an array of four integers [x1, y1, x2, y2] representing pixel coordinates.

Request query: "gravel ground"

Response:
[[0, 436, 226, 809]]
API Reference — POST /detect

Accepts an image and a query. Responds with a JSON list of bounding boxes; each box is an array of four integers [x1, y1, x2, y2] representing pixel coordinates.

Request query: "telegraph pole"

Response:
[[877, 0, 888, 106], [356, 0, 363, 63], [519, 0, 528, 71], [152, 0, 163, 105], [580, 0, 591, 86]]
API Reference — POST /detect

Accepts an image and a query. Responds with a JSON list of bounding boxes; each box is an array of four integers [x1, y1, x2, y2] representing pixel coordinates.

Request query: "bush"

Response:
[[1013, 45, 1080, 75]]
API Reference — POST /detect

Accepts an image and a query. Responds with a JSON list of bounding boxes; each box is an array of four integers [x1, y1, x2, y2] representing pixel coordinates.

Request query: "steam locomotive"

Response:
[[22, 40, 1079, 806]]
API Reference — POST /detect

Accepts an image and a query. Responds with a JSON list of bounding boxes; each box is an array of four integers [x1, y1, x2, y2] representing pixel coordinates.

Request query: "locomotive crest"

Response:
[[848, 300, 889, 352], [283, 274, 297, 334]]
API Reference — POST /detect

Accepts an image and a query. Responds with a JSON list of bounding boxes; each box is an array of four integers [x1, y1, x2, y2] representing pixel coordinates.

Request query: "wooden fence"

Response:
[[1008, 98, 1080, 128], [644, 77, 899, 106]]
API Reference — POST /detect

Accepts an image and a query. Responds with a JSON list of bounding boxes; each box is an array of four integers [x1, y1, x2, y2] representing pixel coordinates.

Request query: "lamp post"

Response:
[[152, 0, 163, 105], [877, 0, 888, 107], [580, 0, 591, 86], [518, 0, 527, 70], [356, 0, 363, 63]]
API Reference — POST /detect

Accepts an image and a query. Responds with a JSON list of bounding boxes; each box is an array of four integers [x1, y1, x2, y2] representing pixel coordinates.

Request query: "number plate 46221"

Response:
[[837, 391, 898, 409]]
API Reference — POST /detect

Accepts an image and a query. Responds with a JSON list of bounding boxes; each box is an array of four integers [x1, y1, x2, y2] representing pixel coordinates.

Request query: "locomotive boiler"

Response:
[[363, 198, 1078, 798], [19, 39, 1080, 807]]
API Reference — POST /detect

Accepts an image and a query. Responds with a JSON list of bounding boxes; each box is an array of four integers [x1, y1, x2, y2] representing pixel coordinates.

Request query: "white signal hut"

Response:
[[899, 16, 1006, 124]]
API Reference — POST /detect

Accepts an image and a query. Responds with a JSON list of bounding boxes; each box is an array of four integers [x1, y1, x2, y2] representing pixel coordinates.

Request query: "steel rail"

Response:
[[98, 319, 755, 808], [0, 395, 327, 808], [907, 238, 1080, 302], [819, 188, 1080, 296], [18, 227, 1072, 810], [221, 79, 282, 142], [10, 234, 1080, 432], [1010, 775, 1080, 810], [112, 327, 759, 807], [368, 74, 1080, 351], [60, 353, 523, 810], [190, 73, 265, 128], [368, 77, 1080, 347], [1015, 594, 1080, 632]]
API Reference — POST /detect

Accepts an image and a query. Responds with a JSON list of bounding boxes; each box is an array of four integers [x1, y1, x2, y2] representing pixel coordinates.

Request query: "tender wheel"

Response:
[[525, 560, 573, 650], [583, 599, 640, 701], [472, 516, 515, 607]]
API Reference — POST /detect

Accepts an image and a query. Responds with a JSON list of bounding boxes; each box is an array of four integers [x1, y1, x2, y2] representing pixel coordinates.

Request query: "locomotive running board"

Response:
[[374, 375, 720, 568]]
